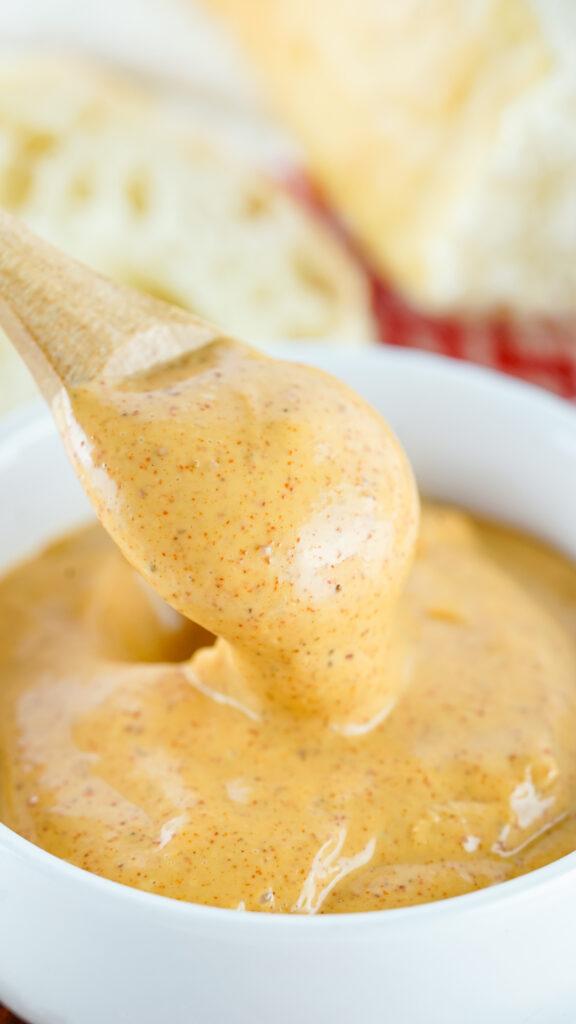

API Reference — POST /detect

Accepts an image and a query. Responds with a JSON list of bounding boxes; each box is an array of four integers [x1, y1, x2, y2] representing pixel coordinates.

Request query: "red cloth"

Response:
[[288, 173, 576, 400], [370, 276, 576, 399]]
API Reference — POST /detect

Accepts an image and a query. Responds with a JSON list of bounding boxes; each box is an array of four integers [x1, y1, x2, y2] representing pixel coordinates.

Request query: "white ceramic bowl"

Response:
[[1, 347, 576, 1024]]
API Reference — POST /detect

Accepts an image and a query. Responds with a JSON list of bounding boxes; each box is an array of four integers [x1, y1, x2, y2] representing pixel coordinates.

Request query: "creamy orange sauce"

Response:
[[1, 338, 575, 913], [1, 507, 576, 913]]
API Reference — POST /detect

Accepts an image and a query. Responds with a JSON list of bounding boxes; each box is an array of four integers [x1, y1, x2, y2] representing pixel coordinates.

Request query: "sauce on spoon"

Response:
[[62, 339, 418, 728]]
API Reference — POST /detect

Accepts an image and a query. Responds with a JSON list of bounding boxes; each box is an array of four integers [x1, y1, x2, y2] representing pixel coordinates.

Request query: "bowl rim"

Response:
[[2, 346, 576, 930]]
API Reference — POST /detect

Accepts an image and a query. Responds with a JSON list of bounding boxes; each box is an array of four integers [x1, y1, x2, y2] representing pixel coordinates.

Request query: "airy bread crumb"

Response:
[[0, 55, 374, 410]]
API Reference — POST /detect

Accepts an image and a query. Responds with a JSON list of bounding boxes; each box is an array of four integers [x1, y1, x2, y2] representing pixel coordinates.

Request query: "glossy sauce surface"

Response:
[[1, 505, 576, 913]]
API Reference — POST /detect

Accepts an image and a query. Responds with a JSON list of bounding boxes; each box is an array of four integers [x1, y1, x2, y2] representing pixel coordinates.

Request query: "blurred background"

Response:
[[1, 0, 575, 418]]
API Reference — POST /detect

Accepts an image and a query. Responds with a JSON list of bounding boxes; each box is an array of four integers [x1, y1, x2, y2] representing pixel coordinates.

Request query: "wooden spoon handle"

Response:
[[0, 211, 212, 401]]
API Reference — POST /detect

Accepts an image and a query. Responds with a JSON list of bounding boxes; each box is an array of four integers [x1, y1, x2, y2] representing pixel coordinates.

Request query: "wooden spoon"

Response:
[[0, 211, 418, 727]]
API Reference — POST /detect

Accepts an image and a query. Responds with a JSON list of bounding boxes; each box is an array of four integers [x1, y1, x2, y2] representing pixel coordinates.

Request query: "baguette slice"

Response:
[[0, 56, 374, 411], [206, 0, 576, 316]]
